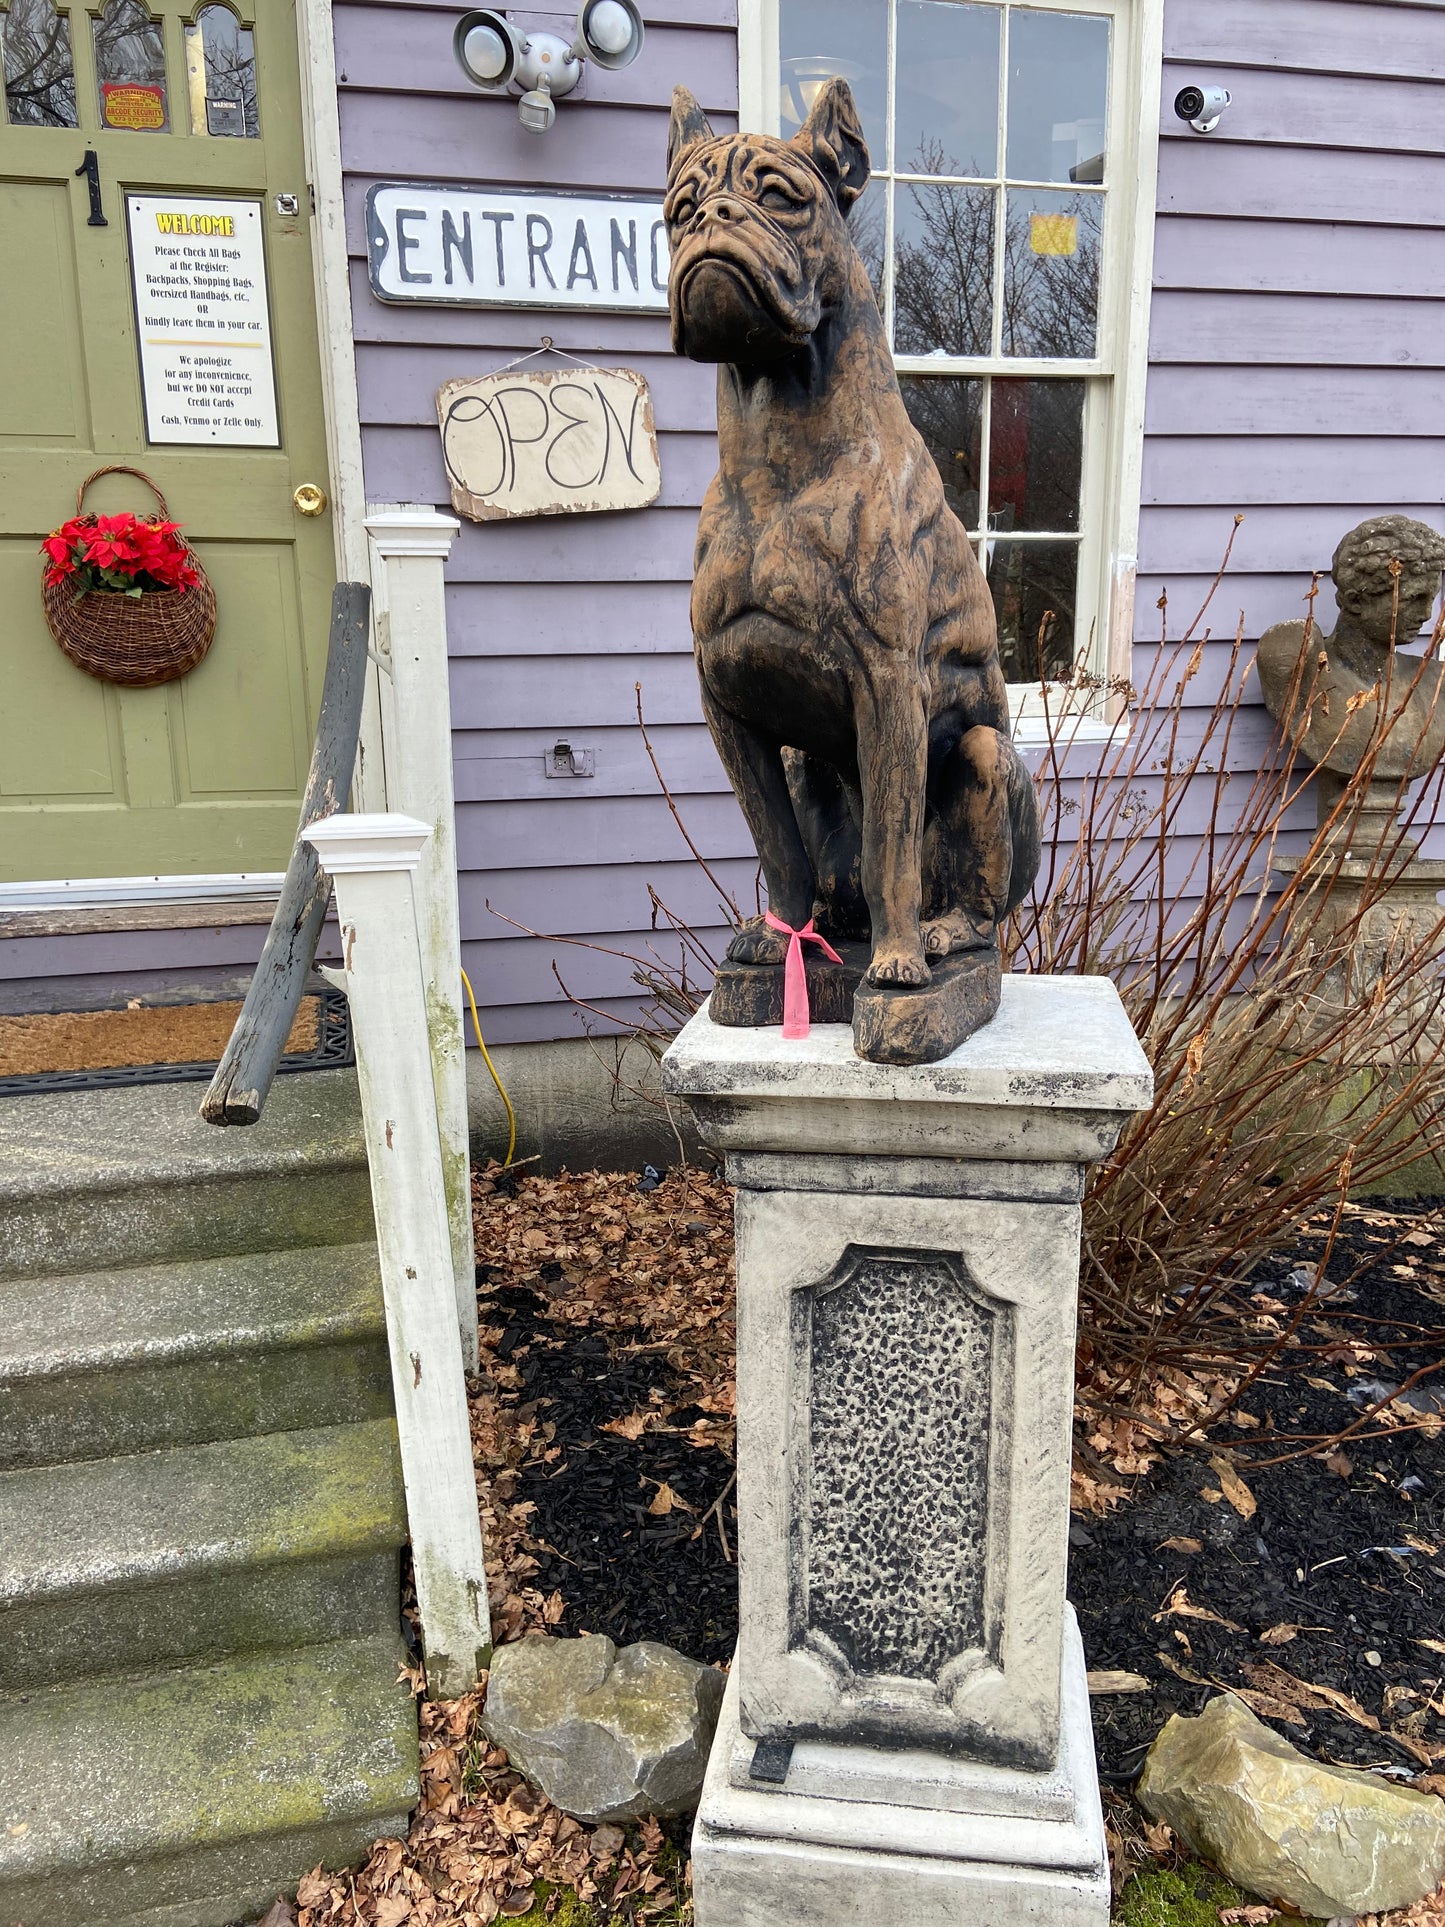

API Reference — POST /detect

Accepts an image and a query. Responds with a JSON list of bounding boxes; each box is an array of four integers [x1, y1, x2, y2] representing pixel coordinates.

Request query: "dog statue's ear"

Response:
[[792, 76, 870, 213], [668, 85, 715, 177]]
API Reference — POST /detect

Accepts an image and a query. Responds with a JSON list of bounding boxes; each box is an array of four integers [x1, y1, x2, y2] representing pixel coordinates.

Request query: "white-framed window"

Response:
[[739, 0, 1162, 736]]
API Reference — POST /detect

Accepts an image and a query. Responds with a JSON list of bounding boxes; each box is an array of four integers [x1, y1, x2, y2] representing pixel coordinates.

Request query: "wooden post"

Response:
[[201, 582, 371, 1126], [365, 507, 477, 1373], [304, 811, 491, 1698]]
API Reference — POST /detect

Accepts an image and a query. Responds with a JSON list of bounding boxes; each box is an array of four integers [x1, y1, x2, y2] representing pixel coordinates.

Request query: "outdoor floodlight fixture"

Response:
[[453, 0, 645, 134], [1174, 83, 1231, 134]]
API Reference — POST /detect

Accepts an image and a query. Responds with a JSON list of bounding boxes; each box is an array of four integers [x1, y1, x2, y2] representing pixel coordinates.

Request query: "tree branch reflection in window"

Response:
[[2, 0, 78, 127], [185, 4, 258, 137], [93, 0, 168, 129]]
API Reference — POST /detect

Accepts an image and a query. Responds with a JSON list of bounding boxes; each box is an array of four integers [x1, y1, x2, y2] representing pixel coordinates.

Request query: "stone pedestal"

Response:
[[661, 975, 1153, 1927]]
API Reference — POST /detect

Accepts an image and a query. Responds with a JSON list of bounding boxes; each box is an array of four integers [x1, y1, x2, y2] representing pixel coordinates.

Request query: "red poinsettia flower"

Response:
[[40, 509, 199, 597]]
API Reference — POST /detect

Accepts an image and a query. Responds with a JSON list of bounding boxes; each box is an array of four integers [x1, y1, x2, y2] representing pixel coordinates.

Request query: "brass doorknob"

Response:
[[293, 483, 328, 517]]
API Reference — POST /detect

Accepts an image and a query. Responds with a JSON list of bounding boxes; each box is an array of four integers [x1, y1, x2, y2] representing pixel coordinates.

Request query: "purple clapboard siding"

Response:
[[336, 0, 1445, 1050], [1145, 0, 1445, 922], [463, 860, 755, 943], [444, 581, 693, 655], [334, 0, 746, 1048], [1163, 0, 1445, 79]]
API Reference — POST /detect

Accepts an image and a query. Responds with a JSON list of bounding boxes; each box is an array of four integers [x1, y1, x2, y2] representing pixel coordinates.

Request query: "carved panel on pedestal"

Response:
[[793, 1246, 1006, 1684]]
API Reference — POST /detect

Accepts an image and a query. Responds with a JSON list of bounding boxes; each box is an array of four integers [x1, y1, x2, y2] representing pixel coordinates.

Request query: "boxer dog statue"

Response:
[[665, 77, 1041, 1063]]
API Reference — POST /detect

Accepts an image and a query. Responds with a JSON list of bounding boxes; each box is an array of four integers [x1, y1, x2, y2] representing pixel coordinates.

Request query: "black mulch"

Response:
[[1076, 1201, 1445, 1784], [479, 1273, 740, 1667], [480, 1198, 1444, 1785]]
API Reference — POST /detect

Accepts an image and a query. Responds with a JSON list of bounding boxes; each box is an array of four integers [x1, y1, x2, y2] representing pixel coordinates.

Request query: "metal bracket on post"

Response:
[[304, 811, 491, 1696]]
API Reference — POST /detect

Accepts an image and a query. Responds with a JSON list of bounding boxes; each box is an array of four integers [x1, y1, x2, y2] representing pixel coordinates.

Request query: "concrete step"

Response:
[[0, 1241, 392, 1469], [0, 1069, 373, 1280], [0, 1634, 419, 1927], [0, 1419, 407, 1690]]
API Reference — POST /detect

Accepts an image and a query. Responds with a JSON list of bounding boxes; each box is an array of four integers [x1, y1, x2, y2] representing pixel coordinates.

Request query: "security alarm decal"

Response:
[[367, 184, 668, 312], [437, 367, 661, 520]]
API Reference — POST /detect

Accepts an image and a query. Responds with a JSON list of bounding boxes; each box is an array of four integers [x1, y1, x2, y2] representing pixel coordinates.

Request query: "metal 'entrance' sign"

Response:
[[365, 183, 669, 312]]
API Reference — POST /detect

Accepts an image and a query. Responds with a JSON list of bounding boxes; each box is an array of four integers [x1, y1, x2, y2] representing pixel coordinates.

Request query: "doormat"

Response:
[[0, 988, 352, 1096]]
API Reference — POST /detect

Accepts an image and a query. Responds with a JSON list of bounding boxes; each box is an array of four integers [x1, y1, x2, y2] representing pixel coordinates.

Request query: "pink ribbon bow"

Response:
[[764, 911, 843, 1040]]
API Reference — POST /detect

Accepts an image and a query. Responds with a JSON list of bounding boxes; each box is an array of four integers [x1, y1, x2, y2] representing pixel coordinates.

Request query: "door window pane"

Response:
[[2, 0, 77, 124], [780, 0, 888, 167], [185, 5, 257, 137], [900, 376, 984, 529], [1005, 8, 1109, 184], [93, 0, 168, 129], [894, 181, 995, 357], [894, 1, 999, 178], [988, 539, 1078, 681], [989, 378, 1083, 532], [1002, 188, 1100, 358]]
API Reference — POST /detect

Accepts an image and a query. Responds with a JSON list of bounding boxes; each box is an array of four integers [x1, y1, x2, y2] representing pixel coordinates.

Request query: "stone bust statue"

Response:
[[1256, 514, 1445, 786]]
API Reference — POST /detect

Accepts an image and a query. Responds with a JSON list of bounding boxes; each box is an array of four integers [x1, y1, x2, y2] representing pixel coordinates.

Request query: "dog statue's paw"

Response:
[[727, 918, 790, 967], [921, 910, 996, 959], [865, 943, 931, 988]]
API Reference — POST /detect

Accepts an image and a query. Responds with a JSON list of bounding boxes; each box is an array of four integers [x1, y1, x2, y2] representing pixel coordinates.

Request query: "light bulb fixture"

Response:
[[453, 0, 644, 132]]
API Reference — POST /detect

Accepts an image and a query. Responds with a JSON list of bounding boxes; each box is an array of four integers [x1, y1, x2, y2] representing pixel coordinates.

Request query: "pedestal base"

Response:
[[692, 1610, 1110, 1927]]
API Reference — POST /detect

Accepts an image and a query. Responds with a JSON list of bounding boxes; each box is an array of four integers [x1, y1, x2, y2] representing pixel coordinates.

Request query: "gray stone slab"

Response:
[[0, 1068, 366, 1204], [0, 1634, 417, 1923], [694, 1615, 1109, 1926], [664, 976, 1152, 1166], [0, 1419, 405, 1607], [0, 1242, 391, 1470]]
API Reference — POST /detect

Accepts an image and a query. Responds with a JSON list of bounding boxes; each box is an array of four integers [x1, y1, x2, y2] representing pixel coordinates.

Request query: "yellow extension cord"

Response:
[[460, 966, 517, 1169]]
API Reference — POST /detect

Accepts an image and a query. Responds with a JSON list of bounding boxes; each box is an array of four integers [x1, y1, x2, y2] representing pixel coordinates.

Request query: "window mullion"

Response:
[[990, 5, 1008, 362]]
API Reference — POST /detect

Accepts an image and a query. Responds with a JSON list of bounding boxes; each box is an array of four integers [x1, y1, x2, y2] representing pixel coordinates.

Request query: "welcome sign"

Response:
[[365, 184, 670, 313]]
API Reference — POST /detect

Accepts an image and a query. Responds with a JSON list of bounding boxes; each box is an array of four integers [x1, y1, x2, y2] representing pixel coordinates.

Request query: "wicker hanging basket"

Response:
[[42, 466, 218, 689]]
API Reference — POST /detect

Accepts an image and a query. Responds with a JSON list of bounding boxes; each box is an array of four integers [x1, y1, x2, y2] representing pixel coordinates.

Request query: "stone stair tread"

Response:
[[0, 1634, 418, 1888], [0, 1420, 405, 1608], [0, 1069, 365, 1208], [0, 1241, 383, 1383]]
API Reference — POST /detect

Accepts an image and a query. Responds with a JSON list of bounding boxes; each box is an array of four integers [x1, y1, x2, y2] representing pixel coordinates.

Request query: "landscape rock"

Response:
[[483, 1635, 725, 1823], [1138, 1692, 1445, 1918]]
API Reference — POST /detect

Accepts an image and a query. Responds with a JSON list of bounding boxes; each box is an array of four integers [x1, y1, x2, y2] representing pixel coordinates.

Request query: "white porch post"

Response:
[[364, 506, 477, 1372], [304, 812, 491, 1697]]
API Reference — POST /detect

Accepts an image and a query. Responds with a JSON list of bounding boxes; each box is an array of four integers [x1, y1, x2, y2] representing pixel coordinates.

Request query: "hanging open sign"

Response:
[[436, 366, 661, 521]]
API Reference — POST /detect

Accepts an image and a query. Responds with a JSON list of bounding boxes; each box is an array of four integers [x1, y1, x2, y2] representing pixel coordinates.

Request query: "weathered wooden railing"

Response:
[[201, 581, 371, 1127]]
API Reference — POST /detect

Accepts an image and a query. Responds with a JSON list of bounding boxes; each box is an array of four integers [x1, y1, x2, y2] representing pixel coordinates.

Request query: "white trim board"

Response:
[[0, 874, 287, 910], [296, 0, 389, 814]]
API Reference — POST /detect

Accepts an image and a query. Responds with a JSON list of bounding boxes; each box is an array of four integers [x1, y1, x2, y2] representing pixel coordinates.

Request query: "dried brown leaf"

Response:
[[1210, 1457, 1258, 1520]]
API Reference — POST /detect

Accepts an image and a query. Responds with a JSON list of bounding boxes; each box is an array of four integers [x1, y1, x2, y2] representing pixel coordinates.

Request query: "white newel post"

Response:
[[305, 812, 491, 1697], [365, 506, 477, 1373]]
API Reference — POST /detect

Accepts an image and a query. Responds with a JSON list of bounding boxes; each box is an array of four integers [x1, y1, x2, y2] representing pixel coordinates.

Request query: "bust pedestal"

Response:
[[662, 975, 1153, 1926]]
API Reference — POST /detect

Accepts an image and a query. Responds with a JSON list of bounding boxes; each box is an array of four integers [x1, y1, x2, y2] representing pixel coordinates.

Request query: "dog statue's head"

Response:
[[664, 78, 870, 365]]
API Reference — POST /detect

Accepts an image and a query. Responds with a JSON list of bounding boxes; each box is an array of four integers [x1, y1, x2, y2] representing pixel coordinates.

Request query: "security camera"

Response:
[[453, 1, 643, 131], [1174, 84, 1231, 134]]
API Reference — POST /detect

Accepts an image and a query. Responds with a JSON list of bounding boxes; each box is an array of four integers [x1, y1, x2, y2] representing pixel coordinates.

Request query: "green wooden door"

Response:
[[0, 0, 335, 882]]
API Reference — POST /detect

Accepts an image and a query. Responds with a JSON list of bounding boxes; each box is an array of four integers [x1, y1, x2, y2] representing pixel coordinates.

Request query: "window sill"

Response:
[[1010, 711, 1129, 752]]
